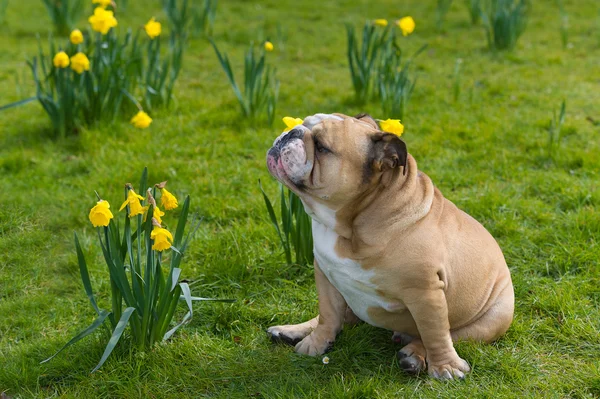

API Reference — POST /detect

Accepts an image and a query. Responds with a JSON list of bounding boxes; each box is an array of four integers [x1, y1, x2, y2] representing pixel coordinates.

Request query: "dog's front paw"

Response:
[[428, 356, 470, 380], [294, 332, 333, 356]]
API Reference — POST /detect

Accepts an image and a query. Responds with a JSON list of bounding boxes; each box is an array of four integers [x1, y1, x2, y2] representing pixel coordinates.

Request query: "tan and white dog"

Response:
[[265, 113, 514, 380]]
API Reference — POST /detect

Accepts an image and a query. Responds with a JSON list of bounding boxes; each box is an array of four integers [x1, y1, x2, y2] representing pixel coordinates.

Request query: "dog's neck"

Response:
[[334, 154, 435, 258]]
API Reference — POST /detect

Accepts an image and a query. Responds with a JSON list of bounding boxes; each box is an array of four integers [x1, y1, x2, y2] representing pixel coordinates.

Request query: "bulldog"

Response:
[[265, 113, 514, 380]]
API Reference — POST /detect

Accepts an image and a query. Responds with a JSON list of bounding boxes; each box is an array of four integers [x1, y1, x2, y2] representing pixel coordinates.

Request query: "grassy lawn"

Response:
[[1, 0, 600, 397]]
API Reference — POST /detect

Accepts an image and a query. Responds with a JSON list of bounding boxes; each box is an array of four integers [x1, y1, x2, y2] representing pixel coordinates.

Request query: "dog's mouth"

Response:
[[266, 127, 313, 190]]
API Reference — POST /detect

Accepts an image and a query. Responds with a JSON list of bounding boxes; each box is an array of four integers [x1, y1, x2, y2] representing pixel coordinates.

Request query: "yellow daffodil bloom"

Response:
[[264, 41, 274, 52], [70, 29, 84, 44], [397, 16, 415, 36], [152, 205, 165, 224], [151, 226, 173, 251], [70, 53, 90, 74], [53, 52, 70, 68], [160, 188, 178, 210], [379, 118, 405, 136], [89, 7, 118, 35], [130, 111, 152, 128], [282, 116, 303, 132], [144, 17, 161, 39], [120, 189, 146, 217], [89, 200, 114, 227], [92, 0, 112, 8], [374, 19, 388, 27]]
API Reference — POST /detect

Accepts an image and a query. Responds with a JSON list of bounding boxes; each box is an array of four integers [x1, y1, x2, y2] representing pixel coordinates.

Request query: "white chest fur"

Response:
[[312, 220, 392, 328]]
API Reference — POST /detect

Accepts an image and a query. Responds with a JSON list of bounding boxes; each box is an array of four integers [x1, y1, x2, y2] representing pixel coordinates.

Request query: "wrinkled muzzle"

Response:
[[266, 126, 312, 187]]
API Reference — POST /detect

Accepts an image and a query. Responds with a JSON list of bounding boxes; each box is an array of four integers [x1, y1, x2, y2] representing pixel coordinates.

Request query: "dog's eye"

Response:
[[315, 140, 330, 154]]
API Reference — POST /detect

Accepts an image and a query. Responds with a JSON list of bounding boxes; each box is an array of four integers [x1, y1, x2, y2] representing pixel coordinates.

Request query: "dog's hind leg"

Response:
[[392, 332, 414, 345], [397, 339, 427, 375], [267, 306, 358, 347], [450, 282, 514, 343], [267, 316, 319, 346]]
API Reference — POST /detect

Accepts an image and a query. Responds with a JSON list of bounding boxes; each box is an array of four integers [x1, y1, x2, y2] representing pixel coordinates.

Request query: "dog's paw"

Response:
[[428, 357, 470, 380], [294, 333, 333, 356], [397, 343, 426, 375], [267, 325, 309, 346]]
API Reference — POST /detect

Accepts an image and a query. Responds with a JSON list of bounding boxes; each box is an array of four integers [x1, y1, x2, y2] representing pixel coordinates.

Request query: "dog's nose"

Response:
[[276, 127, 305, 150], [267, 147, 280, 161]]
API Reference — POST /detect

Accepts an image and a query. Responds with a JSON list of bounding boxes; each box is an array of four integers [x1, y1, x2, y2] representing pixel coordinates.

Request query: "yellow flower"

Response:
[[379, 119, 405, 136], [397, 16, 415, 36], [144, 17, 161, 39], [130, 111, 152, 129], [151, 226, 173, 251], [89, 7, 118, 35], [89, 200, 114, 227], [70, 29, 84, 44], [152, 205, 165, 224], [53, 51, 70, 68], [374, 19, 388, 27], [264, 41, 274, 52], [282, 116, 303, 132], [160, 188, 178, 210], [70, 52, 90, 74], [92, 0, 112, 8], [119, 189, 146, 217]]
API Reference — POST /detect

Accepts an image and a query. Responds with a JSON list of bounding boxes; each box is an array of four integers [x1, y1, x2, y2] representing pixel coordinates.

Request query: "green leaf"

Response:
[[170, 267, 182, 291], [91, 307, 136, 373], [40, 310, 110, 364], [0, 96, 37, 111], [173, 195, 190, 248], [187, 296, 236, 302], [139, 167, 148, 194], [74, 232, 100, 315], [163, 282, 192, 340]]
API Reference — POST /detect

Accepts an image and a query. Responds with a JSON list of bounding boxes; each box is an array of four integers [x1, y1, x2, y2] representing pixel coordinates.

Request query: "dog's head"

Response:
[[266, 113, 408, 214]]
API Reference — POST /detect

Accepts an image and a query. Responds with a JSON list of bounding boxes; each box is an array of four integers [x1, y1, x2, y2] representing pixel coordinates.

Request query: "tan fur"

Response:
[[266, 114, 514, 380]]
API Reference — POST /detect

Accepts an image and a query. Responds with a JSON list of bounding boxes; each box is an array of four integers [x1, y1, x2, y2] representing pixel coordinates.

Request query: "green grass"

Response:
[[1, 0, 600, 397]]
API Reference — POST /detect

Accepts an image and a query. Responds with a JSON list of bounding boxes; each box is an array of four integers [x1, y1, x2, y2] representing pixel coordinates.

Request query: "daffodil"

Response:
[[89, 7, 118, 35], [89, 200, 114, 227], [70, 52, 90, 74], [379, 118, 404, 136], [160, 187, 178, 210], [152, 205, 165, 224], [397, 16, 415, 36], [120, 189, 146, 217], [70, 29, 84, 44], [130, 111, 152, 129], [151, 226, 173, 251], [264, 41, 274, 52], [92, 0, 112, 8], [53, 52, 70, 68], [282, 116, 303, 132], [374, 19, 388, 27], [144, 17, 161, 39]]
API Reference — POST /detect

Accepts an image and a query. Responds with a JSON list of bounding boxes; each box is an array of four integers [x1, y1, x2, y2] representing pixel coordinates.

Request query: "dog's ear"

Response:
[[354, 113, 379, 130], [371, 133, 408, 175]]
